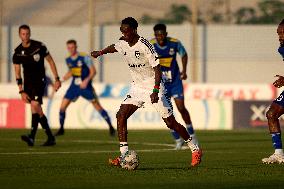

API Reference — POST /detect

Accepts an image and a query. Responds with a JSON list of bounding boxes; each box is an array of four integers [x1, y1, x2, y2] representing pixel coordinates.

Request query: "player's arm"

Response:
[[80, 56, 96, 89], [45, 54, 61, 91], [153, 64, 162, 87], [63, 70, 72, 81], [85, 64, 96, 82], [13, 64, 31, 103], [177, 41, 188, 80], [13, 52, 31, 103], [14, 64, 23, 92], [151, 64, 162, 104], [180, 53, 188, 80], [273, 75, 284, 88], [91, 44, 117, 58], [150, 64, 162, 104]]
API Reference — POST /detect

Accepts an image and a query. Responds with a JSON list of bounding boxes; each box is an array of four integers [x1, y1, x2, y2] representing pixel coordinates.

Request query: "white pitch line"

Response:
[[66, 140, 175, 148], [0, 148, 176, 155], [0, 138, 176, 148]]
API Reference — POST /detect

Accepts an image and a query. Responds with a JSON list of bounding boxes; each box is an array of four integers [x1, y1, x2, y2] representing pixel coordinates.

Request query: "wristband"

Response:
[[154, 85, 160, 89], [153, 88, 159, 93], [55, 76, 60, 81], [19, 90, 24, 94], [16, 78, 23, 85], [99, 51, 104, 56]]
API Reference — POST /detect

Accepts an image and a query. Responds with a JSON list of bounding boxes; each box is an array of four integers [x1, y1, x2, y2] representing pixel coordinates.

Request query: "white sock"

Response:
[[120, 142, 128, 156], [176, 138, 184, 144], [185, 137, 199, 152], [275, 149, 284, 155], [190, 134, 199, 146]]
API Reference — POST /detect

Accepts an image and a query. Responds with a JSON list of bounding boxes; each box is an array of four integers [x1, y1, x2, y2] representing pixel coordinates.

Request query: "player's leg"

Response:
[[20, 85, 38, 146], [21, 103, 39, 146], [109, 92, 139, 166], [30, 99, 56, 146], [81, 86, 115, 136], [55, 86, 78, 136], [262, 102, 284, 164], [163, 83, 183, 148], [55, 98, 72, 136], [163, 115, 202, 166], [109, 104, 138, 166], [174, 98, 199, 146], [116, 104, 138, 154], [152, 93, 202, 166], [91, 99, 115, 136]]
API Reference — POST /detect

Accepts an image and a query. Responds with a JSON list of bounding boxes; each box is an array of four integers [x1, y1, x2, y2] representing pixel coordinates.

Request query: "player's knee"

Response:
[[163, 116, 176, 129], [60, 107, 66, 112], [116, 111, 127, 122], [266, 109, 277, 120], [177, 106, 187, 114]]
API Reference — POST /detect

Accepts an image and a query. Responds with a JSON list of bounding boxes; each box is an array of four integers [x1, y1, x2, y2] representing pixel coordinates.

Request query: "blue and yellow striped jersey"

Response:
[[151, 37, 187, 83], [65, 52, 93, 85]]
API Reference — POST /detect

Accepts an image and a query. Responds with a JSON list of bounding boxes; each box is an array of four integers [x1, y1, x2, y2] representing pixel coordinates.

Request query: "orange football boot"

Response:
[[191, 149, 202, 167], [109, 156, 121, 167]]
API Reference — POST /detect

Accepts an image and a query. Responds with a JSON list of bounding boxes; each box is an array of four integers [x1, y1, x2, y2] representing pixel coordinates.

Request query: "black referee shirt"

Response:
[[13, 40, 50, 84]]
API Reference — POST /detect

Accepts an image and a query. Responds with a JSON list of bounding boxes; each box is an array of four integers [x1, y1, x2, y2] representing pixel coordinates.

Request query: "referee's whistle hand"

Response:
[[21, 93, 31, 103]]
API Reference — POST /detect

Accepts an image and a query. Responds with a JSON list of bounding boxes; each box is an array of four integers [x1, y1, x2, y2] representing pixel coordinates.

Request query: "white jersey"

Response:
[[114, 37, 159, 89]]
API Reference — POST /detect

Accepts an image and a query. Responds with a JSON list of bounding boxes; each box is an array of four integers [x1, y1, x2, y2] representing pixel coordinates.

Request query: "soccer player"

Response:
[[13, 24, 61, 146], [55, 39, 115, 136], [262, 19, 284, 164], [91, 17, 202, 167], [151, 24, 199, 150]]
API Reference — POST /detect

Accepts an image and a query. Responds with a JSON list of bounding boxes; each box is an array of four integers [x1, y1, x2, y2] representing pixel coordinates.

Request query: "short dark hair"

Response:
[[66, 39, 77, 45], [153, 24, 167, 32], [280, 19, 284, 25], [121, 17, 138, 29], [19, 24, 30, 33]]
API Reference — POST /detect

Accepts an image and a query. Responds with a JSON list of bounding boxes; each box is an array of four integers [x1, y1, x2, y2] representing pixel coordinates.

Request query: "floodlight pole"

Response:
[[114, 0, 119, 23], [0, 0, 3, 82], [88, 0, 95, 52], [191, 0, 198, 82]]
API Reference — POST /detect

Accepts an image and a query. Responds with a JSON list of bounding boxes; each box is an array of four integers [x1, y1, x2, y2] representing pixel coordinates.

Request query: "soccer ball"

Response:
[[120, 150, 139, 170]]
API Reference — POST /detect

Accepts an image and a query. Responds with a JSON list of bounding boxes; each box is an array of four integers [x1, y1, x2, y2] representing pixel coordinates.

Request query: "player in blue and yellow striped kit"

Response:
[[151, 24, 199, 150], [55, 39, 115, 136]]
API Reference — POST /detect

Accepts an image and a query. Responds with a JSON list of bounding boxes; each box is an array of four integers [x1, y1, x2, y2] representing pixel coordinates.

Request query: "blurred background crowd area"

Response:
[[0, 0, 284, 84]]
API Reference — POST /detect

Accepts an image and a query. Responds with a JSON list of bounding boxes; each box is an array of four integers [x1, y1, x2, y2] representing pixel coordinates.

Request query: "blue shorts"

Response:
[[273, 90, 284, 107], [164, 79, 184, 99], [64, 84, 98, 102]]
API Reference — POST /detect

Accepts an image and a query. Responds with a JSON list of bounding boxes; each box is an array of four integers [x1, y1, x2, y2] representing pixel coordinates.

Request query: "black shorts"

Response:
[[24, 82, 46, 104]]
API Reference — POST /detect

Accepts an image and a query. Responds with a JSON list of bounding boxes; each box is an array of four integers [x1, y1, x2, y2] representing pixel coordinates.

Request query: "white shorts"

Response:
[[121, 84, 173, 118]]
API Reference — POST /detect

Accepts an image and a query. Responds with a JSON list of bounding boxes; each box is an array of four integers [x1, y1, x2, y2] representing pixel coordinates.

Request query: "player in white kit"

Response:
[[91, 17, 202, 167]]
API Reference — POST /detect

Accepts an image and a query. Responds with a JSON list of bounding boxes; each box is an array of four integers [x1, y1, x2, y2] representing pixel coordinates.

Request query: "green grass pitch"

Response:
[[0, 129, 283, 189]]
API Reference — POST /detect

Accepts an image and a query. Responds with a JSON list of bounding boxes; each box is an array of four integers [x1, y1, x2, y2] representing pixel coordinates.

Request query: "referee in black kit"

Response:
[[13, 25, 61, 146]]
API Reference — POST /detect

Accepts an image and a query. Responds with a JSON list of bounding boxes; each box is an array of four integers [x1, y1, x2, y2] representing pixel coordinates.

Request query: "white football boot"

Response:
[[174, 138, 184, 150], [262, 153, 284, 164]]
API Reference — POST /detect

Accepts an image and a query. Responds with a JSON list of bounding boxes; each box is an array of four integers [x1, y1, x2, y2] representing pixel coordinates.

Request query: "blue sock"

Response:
[[171, 130, 180, 140], [99, 109, 113, 128], [271, 132, 282, 149], [59, 111, 66, 129], [186, 124, 195, 135]]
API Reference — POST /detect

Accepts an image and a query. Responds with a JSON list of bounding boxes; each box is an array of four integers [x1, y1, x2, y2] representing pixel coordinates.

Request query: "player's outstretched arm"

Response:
[[91, 44, 117, 58], [45, 54, 61, 91]]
